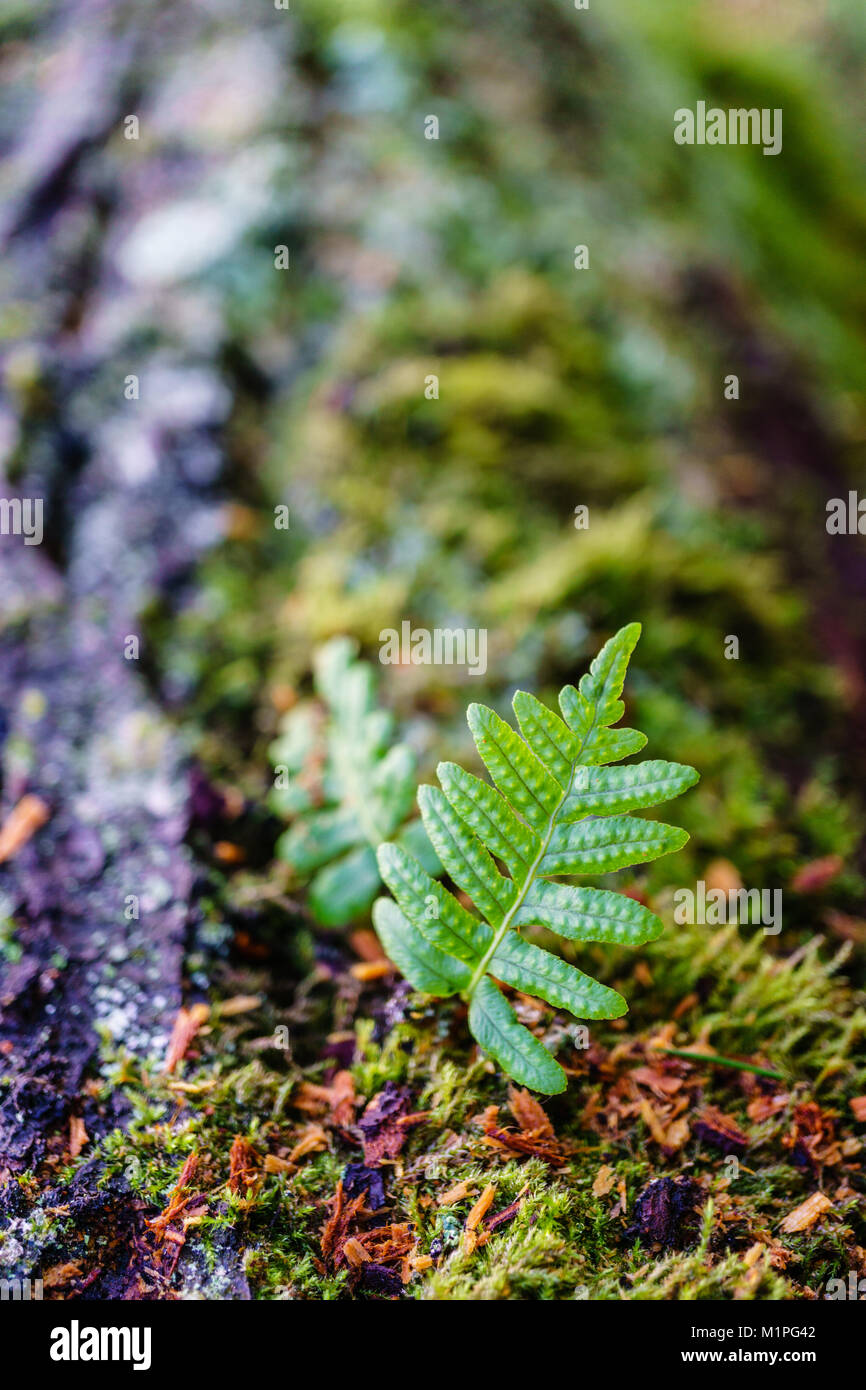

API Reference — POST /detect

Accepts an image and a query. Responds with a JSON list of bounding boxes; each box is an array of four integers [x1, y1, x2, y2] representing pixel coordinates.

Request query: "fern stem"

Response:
[[465, 765, 576, 998], [464, 692, 606, 1000]]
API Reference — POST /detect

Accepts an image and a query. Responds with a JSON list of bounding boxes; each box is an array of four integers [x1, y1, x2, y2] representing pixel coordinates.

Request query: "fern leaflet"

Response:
[[270, 637, 438, 925], [372, 623, 698, 1093]]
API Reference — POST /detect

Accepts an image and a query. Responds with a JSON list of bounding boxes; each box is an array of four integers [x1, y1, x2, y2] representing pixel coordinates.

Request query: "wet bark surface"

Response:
[[0, 0, 246, 1293]]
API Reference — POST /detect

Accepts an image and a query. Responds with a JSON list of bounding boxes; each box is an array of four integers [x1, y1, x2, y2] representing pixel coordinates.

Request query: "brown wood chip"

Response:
[[465, 1183, 496, 1232], [438, 1179, 476, 1206], [350, 961, 394, 981], [592, 1164, 617, 1197], [288, 1123, 328, 1164], [507, 1085, 554, 1139], [162, 1002, 210, 1075], [0, 794, 49, 863], [68, 1115, 89, 1158], [779, 1191, 833, 1233], [264, 1154, 296, 1175], [342, 1237, 372, 1267], [219, 995, 262, 1017]]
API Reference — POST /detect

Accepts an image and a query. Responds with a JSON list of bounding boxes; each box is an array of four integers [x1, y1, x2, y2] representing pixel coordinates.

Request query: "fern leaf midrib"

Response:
[[464, 705, 599, 998]]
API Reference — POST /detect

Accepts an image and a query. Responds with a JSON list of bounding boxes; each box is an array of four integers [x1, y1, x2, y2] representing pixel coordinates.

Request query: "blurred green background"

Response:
[[4, 0, 866, 944], [138, 0, 866, 940]]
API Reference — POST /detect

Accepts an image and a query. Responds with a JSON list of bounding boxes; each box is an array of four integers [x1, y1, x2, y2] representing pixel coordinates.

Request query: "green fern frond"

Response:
[[270, 637, 438, 925], [372, 623, 699, 1093]]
